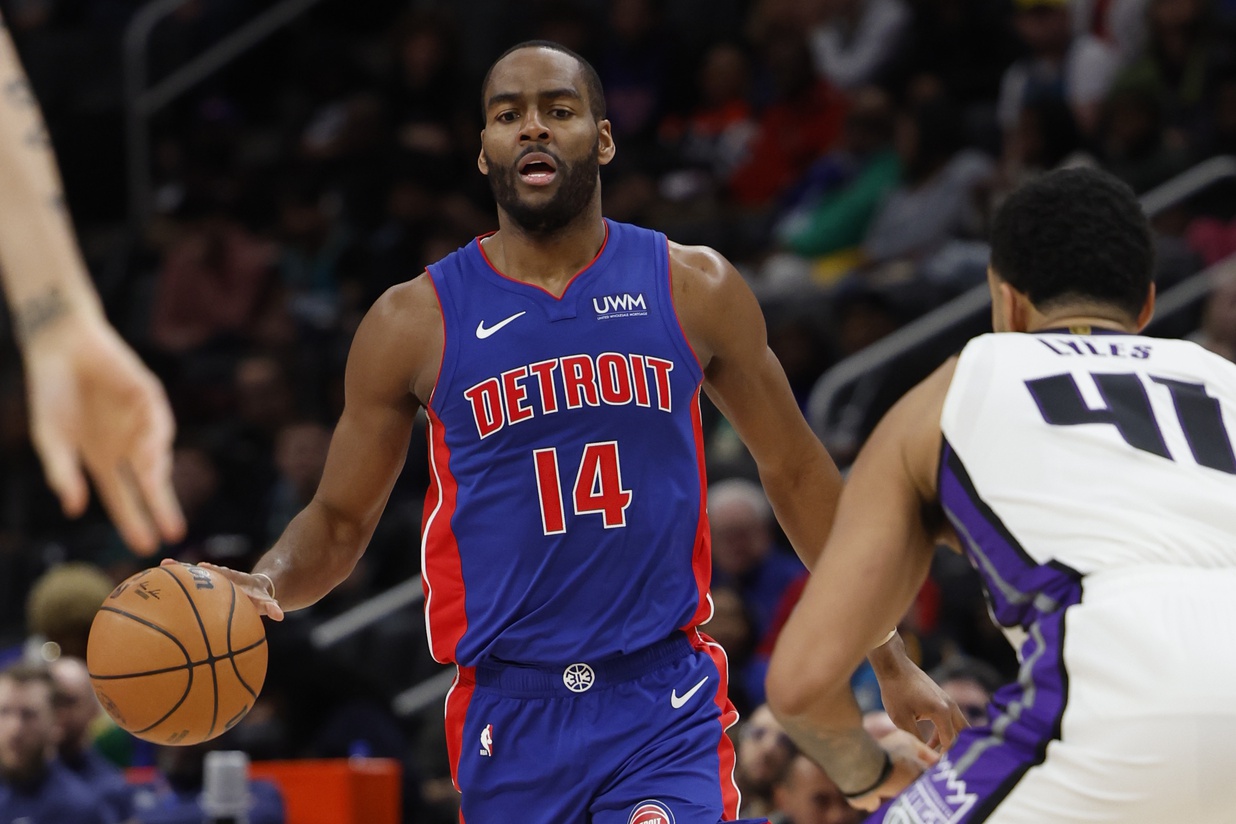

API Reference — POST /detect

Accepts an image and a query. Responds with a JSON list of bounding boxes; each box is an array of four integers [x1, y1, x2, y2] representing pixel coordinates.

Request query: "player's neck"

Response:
[[485, 208, 607, 297], [1025, 312, 1138, 334]]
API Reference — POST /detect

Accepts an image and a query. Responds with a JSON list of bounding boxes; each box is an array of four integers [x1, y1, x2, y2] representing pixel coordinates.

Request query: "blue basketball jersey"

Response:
[[421, 219, 711, 667]]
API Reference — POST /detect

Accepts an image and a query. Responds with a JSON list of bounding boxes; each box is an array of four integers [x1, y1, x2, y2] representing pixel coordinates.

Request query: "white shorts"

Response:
[[870, 566, 1236, 823]]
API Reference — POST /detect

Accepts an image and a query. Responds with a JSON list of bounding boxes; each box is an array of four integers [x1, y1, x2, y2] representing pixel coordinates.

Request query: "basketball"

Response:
[[86, 563, 267, 746]]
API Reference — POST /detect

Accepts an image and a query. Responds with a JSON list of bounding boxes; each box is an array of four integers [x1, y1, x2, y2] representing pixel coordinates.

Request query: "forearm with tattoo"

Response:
[[782, 721, 890, 795], [14, 286, 68, 345]]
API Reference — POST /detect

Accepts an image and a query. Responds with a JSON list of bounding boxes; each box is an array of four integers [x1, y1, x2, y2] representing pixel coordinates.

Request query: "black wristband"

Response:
[[841, 751, 894, 799]]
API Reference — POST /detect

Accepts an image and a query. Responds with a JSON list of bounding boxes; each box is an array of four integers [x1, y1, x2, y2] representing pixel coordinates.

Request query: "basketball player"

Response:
[[0, 11, 184, 554], [208, 41, 956, 822], [766, 166, 1236, 821]]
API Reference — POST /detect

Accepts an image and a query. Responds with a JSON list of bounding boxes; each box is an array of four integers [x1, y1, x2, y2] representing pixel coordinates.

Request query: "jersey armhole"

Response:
[[424, 265, 457, 412], [658, 235, 706, 383]]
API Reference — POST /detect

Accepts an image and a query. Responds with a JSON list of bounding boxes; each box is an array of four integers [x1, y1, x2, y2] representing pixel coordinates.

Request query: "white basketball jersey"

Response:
[[941, 331, 1236, 575]]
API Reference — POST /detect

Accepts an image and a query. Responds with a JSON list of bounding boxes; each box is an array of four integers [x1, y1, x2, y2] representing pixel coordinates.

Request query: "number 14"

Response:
[[533, 441, 633, 535]]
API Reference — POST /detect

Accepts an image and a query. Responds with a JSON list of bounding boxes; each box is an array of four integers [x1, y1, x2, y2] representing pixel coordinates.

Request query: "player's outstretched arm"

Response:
[[213, 277, 439, 620], [765, 361, 961, 807], [0, 15, 184, 553], [670, 244, 841, 569]]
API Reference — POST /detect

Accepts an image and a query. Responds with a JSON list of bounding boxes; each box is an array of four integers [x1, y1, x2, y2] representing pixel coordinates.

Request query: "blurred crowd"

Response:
[[1, 0, 1236, 821]]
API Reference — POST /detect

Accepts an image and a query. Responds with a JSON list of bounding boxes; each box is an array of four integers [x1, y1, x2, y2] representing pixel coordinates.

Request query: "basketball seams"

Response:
[[90, 566, 267, 746], [93, 606, 193, 668], [158, 566, 219, 740], [131, 666, 196, 735], [226, 581, 260, 700]]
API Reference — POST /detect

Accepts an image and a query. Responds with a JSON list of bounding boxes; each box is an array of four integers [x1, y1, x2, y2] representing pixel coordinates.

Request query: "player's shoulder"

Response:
[[365, 272, 441, 334], [666, 241, 749, 315], [352, 273, 443, 399], [667, 241, 735, 287]]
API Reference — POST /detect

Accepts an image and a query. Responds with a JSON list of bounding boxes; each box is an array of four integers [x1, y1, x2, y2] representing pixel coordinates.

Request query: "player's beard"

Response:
[[487, 142, 600, 236]]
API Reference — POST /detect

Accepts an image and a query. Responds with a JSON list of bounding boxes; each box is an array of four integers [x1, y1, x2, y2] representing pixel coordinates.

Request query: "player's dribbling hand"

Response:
[[846, 729, 939, 813], [24, 314, 184, 554], [163, 559, 286, 621]]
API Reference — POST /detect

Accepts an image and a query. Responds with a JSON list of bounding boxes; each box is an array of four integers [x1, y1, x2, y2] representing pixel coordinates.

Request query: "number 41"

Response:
[[533, 441, 634, 535]]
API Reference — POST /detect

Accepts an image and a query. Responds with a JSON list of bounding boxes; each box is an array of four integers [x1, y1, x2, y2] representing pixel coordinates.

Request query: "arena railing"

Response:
[[806, 155, 1236, 461], [122, 0, 332, 227]]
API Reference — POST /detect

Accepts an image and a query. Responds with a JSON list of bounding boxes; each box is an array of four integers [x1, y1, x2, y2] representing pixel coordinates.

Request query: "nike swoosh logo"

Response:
[[476, 311, 526, 339], [670, 676, 710, 709]]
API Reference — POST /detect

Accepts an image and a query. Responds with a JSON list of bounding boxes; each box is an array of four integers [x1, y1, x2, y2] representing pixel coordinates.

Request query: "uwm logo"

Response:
[[593, 292, 648, 318]]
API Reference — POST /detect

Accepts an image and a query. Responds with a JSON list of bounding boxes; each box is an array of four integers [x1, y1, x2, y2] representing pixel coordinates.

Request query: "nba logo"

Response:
[[628, 801, 674, 824], [479, 724, 493, 757]]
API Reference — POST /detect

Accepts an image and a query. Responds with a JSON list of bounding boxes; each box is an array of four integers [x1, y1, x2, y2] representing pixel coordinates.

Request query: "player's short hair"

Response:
[[481, 40, 606, 121], [989, 167, 1154, 320]]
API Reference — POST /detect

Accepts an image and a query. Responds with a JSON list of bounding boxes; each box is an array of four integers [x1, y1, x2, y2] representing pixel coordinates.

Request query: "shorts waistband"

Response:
[[470, 633, 694, 696]]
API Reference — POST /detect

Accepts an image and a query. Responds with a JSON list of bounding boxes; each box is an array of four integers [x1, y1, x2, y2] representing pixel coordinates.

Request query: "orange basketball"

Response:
[[86, 563, 267, 746]]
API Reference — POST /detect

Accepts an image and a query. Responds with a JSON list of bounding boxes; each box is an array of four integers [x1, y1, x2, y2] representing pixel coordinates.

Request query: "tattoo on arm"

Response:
[[14, 286, 69, 345], [787, 724, 889, 795], [4, 77, 33, 107], [23, 122, 49, 148]]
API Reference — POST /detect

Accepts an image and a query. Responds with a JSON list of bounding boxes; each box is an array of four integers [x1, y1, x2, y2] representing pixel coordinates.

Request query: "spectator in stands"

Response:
[[275, 179, 362, 336], [0, 662, 114, 823], [1193, 261, 1236, 361], [148, 196, 278, 356], [50, 657, 132, 822], [130, 741, 284, 824], [1095, 85, 1194, 191], [23, 563, 113, 663], [929, 656, 1004, 730], [1000, 97, 1092, 193], [895, 0, 1022, 108], [703, 586, 758, 714], [769, 753, 861, 824], [1110, 0, 1236, 152], [166, 441, 257, 567], [997, 0, 1121, 137], [773, 86, 901, 262], [1072, 0, 1151, 62], [862, 94, 994, 265], [729, 29, 849, 208], [386, 10, 468, 168], [735, 703, 798, 820], [266, 421, 331, 546], [807, 0, 912, 92], [658, 42, 759, 195], [708, 479, 806, 640]]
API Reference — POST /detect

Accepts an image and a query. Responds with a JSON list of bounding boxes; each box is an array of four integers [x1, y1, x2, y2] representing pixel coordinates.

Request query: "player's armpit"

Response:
[[668, 243, 841, 568]]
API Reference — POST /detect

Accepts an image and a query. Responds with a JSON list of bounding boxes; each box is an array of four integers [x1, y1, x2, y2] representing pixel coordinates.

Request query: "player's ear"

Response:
[[597, 119, 616, 167], [987, 267, 1014, 333], [478, 139, 489, 176], [1135, 283, 1156, 331]]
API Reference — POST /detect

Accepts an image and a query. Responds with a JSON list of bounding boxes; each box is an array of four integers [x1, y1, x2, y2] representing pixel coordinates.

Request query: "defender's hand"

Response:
[[24, 316, 184, 553]]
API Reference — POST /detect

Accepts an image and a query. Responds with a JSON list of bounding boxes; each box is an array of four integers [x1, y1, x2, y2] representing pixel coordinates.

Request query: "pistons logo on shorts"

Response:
[[628, 800, 675, 824]]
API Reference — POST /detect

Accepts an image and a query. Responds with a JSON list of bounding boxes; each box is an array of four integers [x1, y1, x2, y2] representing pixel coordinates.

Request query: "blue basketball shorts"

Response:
[[444, 629, 768, 824]]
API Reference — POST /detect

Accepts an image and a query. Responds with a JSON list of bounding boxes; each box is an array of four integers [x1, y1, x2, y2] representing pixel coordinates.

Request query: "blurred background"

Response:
[[0, 0, 1235, 821]]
